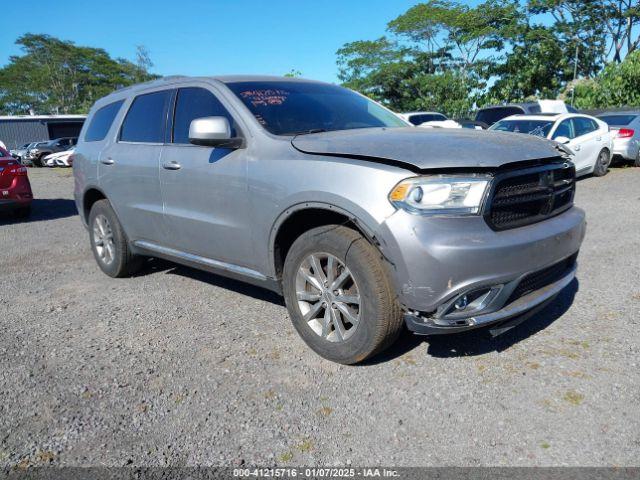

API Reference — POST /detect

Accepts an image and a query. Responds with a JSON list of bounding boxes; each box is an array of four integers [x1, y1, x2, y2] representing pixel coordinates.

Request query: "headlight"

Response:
[[389, 175, 491, 216]]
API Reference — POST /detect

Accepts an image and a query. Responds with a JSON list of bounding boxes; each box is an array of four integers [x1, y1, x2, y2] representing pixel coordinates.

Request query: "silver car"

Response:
[[73, 76, 586, 364], [597, 112, 640, 166]]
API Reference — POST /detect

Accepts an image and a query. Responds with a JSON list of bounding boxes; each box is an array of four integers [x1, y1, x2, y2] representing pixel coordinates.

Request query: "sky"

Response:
[[0, 0, 462, 83]]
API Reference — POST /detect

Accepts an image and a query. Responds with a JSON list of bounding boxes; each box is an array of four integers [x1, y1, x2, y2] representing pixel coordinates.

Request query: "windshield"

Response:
[[490, 119, 554, 138], [225, 81, 407, 135], [598, 114, 637, 126]]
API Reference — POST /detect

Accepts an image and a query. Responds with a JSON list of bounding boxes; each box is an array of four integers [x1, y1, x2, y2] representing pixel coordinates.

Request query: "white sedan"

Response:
[[43, 149, 74, 168], [490, 113, 613, 177]]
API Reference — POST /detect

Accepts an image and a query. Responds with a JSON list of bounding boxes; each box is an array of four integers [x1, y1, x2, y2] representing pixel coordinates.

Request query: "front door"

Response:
[[159, 86, 252, 268]]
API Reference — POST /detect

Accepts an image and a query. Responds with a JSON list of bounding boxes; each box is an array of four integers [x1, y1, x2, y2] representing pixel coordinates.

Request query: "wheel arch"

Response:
[[82, 186, 108, 223], [269, 202, 381, 281]]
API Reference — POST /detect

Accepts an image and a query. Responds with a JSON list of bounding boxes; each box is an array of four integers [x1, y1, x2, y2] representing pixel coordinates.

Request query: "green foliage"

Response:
[[337, 0, 640, 114], [572, 51, 640, 108], [284, 69, 302, 78], [0, 34, 158, 115]]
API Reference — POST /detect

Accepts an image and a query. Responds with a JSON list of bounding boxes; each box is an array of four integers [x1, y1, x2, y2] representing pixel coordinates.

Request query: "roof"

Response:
[[0, 114, 86, 121]]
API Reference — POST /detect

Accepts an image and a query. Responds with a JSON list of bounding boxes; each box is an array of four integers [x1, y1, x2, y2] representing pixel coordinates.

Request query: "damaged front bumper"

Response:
[[376, 205, 586, 335], [404, 257, 576, 335]]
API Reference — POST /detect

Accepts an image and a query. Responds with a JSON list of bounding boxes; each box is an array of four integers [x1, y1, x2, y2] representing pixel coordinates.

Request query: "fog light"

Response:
[[454, 295, 469, 310]]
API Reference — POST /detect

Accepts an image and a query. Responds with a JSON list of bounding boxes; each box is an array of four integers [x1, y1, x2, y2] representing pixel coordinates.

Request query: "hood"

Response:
[[291, 127, 563, 171]]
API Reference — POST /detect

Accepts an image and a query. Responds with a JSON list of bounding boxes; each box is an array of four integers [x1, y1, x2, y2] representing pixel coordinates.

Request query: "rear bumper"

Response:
[[0, 197, 31, 211], [0, 176, 33, 211], [613, 139, 639, 160]]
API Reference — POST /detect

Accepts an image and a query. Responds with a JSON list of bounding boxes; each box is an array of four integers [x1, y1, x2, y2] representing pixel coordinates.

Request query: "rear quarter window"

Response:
[[85, 100, 124, 142], [120, 90, 172, 143]]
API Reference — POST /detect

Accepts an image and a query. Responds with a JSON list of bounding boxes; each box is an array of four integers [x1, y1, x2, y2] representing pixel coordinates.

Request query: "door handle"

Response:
[[162, 161, 181, 170], [596, 136, 602, 141], [100, 158, 115, 165]]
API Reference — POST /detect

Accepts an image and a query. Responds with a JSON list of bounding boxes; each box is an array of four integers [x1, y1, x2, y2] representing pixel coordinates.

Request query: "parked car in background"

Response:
[[74, 76, 585, 364], [10, 142, 39, 163], [44, 149, 75, 167], [27, 137, 77, 167], [476, 101, 578, 128], [0, 146, 32, 218], [456, 119, 487, 130], [491, 113, 613, 177], [20, 142, 47, 166], [597, 112, 640, 167], [399, 111, 462, 129], [399, 111, 448, 125]]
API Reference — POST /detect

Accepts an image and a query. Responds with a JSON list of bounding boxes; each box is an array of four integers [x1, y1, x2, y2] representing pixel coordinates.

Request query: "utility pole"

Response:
[[571, 41, 579, 107]]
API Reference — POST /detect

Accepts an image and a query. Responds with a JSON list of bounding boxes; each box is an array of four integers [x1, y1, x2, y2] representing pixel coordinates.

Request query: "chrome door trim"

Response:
[[133, 240, 267, 281]]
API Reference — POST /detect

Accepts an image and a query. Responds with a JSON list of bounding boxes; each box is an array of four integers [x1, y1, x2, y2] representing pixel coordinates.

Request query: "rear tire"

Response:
[[88, 199, 142, 278], [634, 151, 640, 168], [282, 225, 403, 364], [593, 149, 610, 177]]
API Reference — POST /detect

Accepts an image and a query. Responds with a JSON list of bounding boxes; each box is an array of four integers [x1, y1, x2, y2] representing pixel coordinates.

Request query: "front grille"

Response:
[[486, 161, 575, 231], [507, 253, 578, 304]]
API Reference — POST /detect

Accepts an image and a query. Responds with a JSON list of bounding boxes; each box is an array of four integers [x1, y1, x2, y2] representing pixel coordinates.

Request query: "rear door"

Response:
[[99, 89, 173, 243], [159, 85, 252, 266], [570, 116, 601, 173]]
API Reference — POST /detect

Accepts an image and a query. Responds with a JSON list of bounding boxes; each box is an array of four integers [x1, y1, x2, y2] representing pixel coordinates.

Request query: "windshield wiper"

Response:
[[286, 128, 327, 136]]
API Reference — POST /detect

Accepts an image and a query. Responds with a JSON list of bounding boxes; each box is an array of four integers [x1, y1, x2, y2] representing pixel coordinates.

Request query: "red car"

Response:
[[0, 146, 32, 218]]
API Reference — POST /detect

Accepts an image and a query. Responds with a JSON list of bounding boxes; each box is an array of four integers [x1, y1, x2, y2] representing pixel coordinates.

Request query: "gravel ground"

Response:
[[1, 166, 639, 468]]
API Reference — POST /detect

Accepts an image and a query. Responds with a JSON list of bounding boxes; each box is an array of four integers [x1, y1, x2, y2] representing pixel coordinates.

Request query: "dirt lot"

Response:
[[1, 167, 639, 467]]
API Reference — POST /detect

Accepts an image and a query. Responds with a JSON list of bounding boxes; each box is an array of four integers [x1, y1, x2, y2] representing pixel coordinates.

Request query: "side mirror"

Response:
[[188, 117, 244, 148], [554, 136, 571, 144]]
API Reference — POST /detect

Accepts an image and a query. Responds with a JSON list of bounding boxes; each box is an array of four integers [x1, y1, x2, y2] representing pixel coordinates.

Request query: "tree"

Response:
[[336, 0, 520, 117], [0, 34, 158, 115], [572, 50, 640, 108]]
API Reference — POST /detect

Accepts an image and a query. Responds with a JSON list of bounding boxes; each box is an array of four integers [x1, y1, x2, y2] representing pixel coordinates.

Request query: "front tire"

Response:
[[282, 225, 403, 364], [593, 149, 610, 177], [88, 200, 142, 278]]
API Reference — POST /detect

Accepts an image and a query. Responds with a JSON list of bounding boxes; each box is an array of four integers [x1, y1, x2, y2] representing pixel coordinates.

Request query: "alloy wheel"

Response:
[[295, 252, 361, 343], [93, 214, 116, 265]]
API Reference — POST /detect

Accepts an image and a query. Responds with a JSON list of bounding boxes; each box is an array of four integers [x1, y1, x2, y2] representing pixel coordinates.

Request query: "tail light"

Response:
[[0, 165, 28, 176], [617, 128, 634, 138]]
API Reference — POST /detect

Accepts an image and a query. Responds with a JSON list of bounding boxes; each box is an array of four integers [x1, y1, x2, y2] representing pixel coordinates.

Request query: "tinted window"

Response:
[[598, 114, 637, 126], [475, 107, 524, 125], [225, 81, 406, 135], [85, 101, 124, 142], [490, 119, 554, 137], [572, 117, 596, 137], [408, 113, 447, 125], [172, 87, 236, 143], [553, 120, 575, 139], [120, 91, 171, 143]]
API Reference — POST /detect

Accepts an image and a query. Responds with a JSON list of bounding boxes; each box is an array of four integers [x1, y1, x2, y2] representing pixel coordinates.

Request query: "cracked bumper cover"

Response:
[[376, 206, 586, 332]]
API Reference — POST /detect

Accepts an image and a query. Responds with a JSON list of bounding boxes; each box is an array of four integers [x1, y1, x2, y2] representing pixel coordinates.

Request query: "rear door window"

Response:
[[572, 117, 596, 137], [120, 90, 172, 143], [85, 100, 124, 142], [172, 87, 236, 144]]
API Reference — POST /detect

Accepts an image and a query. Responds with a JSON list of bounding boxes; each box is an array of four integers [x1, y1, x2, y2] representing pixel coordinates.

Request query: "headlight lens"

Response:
[[389, 175, 491, 215]]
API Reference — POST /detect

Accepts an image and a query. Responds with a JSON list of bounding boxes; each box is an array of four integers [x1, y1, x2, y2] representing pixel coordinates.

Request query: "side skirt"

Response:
[[131, 240, 282, 294]]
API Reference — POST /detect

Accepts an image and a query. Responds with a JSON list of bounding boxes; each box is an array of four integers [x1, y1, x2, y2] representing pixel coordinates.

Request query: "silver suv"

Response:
[[74, 76, 586, 364]]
